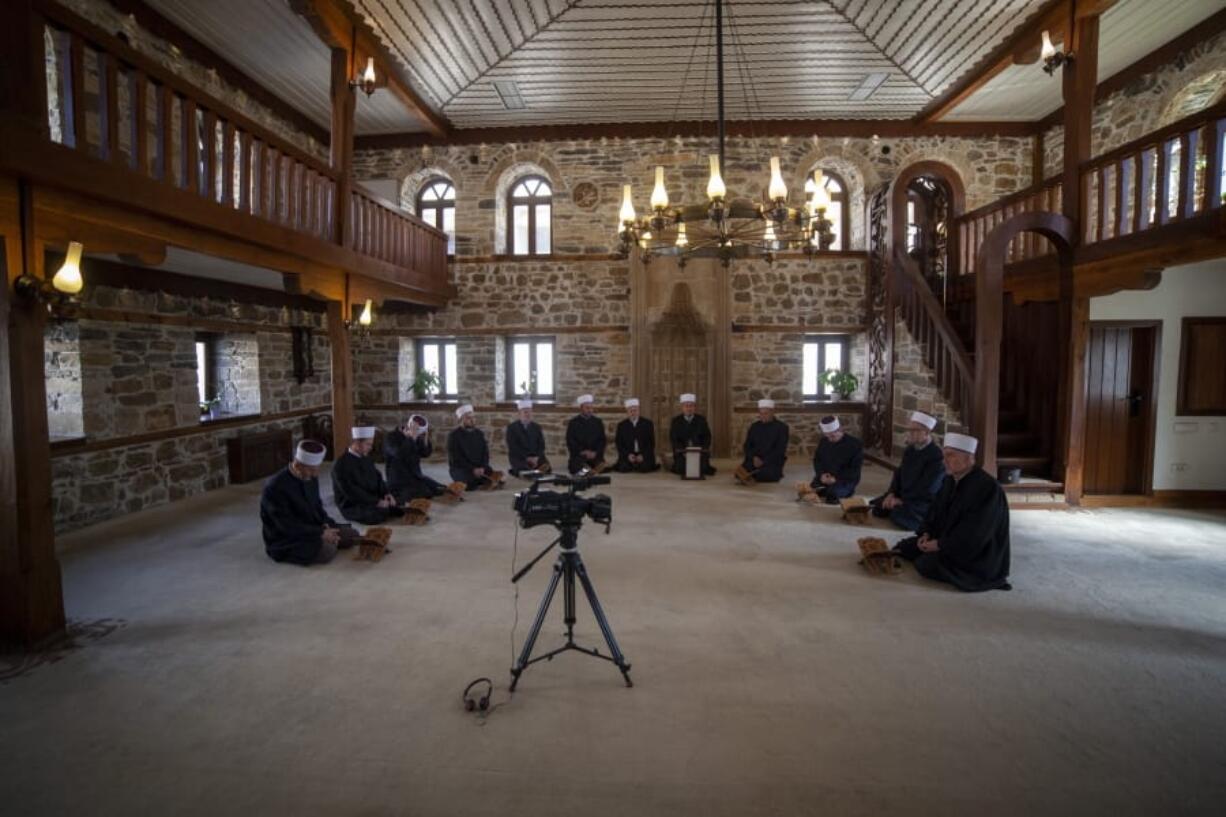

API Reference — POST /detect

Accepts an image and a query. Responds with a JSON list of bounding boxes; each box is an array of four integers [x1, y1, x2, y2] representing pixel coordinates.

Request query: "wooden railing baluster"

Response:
[[104, 53, 120, 163], [133, 70, 148, 175]]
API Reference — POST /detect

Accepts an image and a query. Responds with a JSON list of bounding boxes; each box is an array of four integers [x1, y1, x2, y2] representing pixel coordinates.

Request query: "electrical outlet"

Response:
[[1170, 462, 1189, 473]]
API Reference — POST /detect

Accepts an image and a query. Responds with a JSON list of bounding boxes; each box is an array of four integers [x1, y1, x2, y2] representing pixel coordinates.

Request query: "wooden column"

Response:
[[1056, 6, 1099, 505], [330, 48, 355, 250], [1, 180, 66, 646], [0, 0, 50, 139], [326, 299, 353, 458]]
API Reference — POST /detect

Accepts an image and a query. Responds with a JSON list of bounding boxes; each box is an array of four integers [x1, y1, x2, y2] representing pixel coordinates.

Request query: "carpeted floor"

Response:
[[2, 459, 1225, 817]]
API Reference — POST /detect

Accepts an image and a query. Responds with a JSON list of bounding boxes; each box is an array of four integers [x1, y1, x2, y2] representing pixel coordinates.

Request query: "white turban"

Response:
[[819, 416, 841, 433], [758, 399, 775, 409], [455, 404, 474, 420], [294, 440, 326, 466], [679, 393, 697, 404], [624, 398, 640, 408], [576, 394, 594, 406], [516, 399, 533, 410], [944, 432, 978, 454], [910, 411, 937, 430], [351, 426, 375, 439]]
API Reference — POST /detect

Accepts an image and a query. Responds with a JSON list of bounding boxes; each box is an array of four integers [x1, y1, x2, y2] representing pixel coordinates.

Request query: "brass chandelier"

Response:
[[614, 0, 834, 266]]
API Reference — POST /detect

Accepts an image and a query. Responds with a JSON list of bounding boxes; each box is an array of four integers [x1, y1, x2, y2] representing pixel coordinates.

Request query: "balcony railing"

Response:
[[32, 0, 447, 295], [953, 99, 1226, 275]]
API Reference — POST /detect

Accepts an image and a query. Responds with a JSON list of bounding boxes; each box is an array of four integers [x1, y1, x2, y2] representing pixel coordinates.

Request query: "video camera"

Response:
[[512, 472, 613, 532]]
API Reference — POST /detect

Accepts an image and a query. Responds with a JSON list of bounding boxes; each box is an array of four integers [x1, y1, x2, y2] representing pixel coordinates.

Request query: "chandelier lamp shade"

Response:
[[614, 0, 834, 266]]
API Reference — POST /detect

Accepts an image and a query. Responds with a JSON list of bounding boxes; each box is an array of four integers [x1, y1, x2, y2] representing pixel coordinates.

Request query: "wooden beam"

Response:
[[0, 177, 65, 646], [355, 118, 1038, 150], [330, 48, 356, 249], [290, 0, 448, 138], [0, 0, 49, 136], [326, 300, 354, 456]]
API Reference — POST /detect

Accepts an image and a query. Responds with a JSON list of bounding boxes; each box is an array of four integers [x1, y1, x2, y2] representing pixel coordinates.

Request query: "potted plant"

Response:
[[199, 395, 221, 420], [411, 370, 441, 401], [818, 369, 859, 401]]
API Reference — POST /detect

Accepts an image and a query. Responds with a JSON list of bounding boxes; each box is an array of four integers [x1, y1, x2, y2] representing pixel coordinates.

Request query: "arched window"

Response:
[[508, 175, 552, 255], [416, 177, 455, 255], [811, 169, 849, 251]]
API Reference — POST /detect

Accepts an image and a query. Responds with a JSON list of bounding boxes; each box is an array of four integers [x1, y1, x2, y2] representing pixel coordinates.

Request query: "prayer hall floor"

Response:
[[2, 460, 1225, 817]]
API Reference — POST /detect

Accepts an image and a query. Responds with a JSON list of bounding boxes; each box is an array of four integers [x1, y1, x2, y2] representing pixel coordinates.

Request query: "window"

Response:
[[416, 339, 459, 398], [811, 169, 849, 251], [195, 333, 217, 418], [416, 178, 456, 254], [508, 337, 555, 400], [906, 199, 920, 251], [802, 335, 851, 400], [508, 176, 552, 255]]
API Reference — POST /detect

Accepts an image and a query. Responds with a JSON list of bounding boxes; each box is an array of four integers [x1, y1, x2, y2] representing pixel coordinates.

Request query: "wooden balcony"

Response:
[[0, 0, 452, 306]]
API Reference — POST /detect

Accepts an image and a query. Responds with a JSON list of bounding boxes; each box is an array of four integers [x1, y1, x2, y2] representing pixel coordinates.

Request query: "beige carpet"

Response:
[[2, 460, 1225, 817]]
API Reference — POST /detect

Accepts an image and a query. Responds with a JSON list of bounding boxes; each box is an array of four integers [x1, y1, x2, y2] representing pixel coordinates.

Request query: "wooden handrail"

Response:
[[957, 178, 1062, 223], [37, 0, 336, 179], [894, 249, 974, 384], [1081, 98, 1226, 173]]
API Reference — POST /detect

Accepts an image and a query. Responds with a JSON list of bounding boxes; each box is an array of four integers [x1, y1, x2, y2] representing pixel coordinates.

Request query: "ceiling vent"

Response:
[[493, 80, 526, 110], [849, 73, 889, 101]]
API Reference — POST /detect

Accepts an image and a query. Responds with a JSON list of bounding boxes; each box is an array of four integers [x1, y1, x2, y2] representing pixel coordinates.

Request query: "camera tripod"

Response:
[[509, 524, 633, 691]]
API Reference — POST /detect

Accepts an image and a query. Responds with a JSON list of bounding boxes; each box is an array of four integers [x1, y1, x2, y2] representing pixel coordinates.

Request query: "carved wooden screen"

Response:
[[649, 283, 711, 453], [865, 184, 891, 451]]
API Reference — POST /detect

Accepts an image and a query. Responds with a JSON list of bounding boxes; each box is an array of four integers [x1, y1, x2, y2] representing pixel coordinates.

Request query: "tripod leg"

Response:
[[510, 557, 564, 692], [574, 557, 634, 687], [562, 554, 577, 644]]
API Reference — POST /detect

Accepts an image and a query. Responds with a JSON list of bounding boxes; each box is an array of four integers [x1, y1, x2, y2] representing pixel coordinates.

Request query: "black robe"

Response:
[[871, 441, 945, 530], [614, 417, 659, 472], [448, 426, 493, 489], [895, 467, 1011, 592], [506, 420, 550, 475], [565, 414, 607, 474], [812, 434, 864, 498], [331, 449, 400, 524], [260, 466, 337, 565], [384, 429, 446, 501], [740, 419, 790, 482], [669, 414, 716, 476]]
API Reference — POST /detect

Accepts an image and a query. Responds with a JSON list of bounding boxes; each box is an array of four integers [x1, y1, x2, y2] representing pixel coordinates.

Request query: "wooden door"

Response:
[[1083, 322, 1160, 495]]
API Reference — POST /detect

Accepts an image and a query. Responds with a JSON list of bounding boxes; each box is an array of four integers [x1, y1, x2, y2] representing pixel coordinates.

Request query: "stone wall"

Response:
[[891, 316, 965, 453], [1042, 29, 1226, 180], [213, 333, 261, 416], [48, 282, 332, 532], [53, 0, 327, 162], [45, 321, 84, 439]]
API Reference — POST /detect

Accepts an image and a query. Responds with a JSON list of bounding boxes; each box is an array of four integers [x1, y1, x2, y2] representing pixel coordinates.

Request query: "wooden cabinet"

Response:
[[226, 429, 292, 484]]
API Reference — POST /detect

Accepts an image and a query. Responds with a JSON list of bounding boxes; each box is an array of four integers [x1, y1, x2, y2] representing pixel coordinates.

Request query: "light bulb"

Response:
[[52, 241, 84, 295], [359, 299, 373, 327], [619, 184, 637, 224], [675, 222, 688, 247], [768, 156, 787, 200], [639, 230, 653, 249], [706, 154, 726, 201], [650, 166, 669, 210], [363, 57, 376, 85], [812, 175, 831, 210], [1040, 30, 1056, 61], [804, 177, 816, 195]]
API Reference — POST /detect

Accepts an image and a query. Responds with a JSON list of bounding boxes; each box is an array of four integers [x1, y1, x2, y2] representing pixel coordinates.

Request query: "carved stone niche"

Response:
[[649, 282, 712, 454]]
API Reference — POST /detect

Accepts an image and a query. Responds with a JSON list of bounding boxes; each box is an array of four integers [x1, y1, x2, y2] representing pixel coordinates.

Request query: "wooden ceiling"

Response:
[[352, 0, 1050, 127]]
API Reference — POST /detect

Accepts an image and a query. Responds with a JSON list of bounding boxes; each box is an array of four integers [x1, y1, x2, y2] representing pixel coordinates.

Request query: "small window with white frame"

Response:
[[416, 178, 456, 255], [416, 338, 459, 398], [508, 336, 555, 400], [802, 334, 851, 400]]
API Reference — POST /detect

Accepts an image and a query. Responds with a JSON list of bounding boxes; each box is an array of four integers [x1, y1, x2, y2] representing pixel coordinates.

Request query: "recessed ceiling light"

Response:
[[492, 80, 526, 110]]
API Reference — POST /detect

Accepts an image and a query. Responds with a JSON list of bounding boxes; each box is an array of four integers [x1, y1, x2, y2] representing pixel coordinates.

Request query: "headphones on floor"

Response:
[[463, 677, 493, 713]]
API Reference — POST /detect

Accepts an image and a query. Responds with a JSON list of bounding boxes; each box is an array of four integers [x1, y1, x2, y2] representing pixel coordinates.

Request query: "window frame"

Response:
[[507, 335, 557, 402], [801, 333, 852, 401], [810, 168, 850, 251], [415, 338, 460, 400], [416, 177, 456, 256], [507, 175, 553, 256], [195, 332, 219, 421], [1177, 317, 1226, 415]]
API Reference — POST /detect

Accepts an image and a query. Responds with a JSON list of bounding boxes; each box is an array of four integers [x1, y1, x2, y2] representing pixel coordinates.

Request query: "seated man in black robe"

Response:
[[893, 433, 1012, 592], [613, 397, 658, 472], [506, 399, 551, 476], [669, 393, 716, 477], [811, 415, 863, 503], [384, 414, 447, 501], [448, 404, 500, 490], [566, 394, 607, 474], [260, 440, 344, 565], [331, 426, 405, 524], [870, 411, 945, 530], [737, 399, 790, 483]]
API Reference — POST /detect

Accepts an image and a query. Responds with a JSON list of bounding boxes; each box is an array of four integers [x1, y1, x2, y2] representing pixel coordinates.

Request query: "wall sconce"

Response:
[[351, 56, 377, 97], [15, 240, 85, 312], [1041, 30, 1072, 75], [347, 298, 374, 340]]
